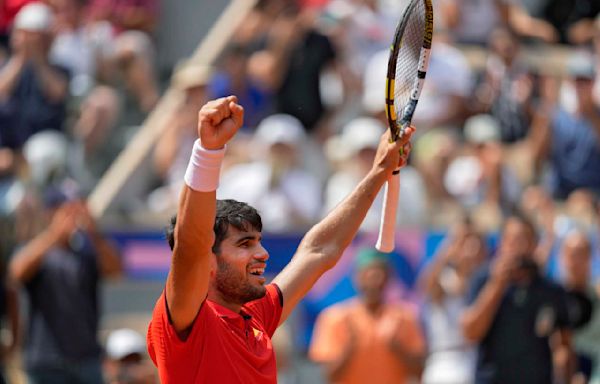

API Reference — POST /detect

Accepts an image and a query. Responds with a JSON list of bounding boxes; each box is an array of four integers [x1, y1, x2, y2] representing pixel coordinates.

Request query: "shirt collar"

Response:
[[207, 300, 252, 320]]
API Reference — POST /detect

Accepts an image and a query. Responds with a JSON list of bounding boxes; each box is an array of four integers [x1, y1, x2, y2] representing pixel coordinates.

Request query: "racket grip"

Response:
[[376, 171, 400, 253]]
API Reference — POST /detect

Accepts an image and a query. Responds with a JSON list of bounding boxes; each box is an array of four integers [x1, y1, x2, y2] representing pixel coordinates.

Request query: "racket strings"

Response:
[[394, 0, 426, 125]]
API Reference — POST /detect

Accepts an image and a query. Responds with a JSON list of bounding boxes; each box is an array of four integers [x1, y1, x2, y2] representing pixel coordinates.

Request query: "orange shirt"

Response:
[[309, 299, 425, 384], [147, 284, 283, 383]]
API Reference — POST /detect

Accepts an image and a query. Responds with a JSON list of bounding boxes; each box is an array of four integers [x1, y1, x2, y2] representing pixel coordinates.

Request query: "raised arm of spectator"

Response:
[[166, 96, 244, 333], [419, 225, 467, 303], [461, 254, 511, 342], [273, 128, 414, 325], [508, 4, 559, 43], [527, 76, 557, 173], [75, 200, 122, 278], [0, 55, 26, 102], [9, 203, 79, 284]]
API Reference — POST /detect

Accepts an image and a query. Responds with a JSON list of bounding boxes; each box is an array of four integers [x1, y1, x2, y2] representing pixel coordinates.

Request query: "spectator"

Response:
[[310, 248, 426, 384], [212, 43, 273, 129], [559, 230, 600, 383], [529, 53, 600, 200], [474, 28, 534, 144], [8, 184, 122, 384], [0, 0, 36, 53], [444, 114, 521, 231], [511, 0, 600, 45], [419, 217, 487, 384], [218, 114, 322, 233], [87, 0, 160, 112], [461, 214, 577, 384], [104, 328, 157, 384], [442, 0, 510, 45], [68, 85, 122, 190], [0, 2, 69, 150], [253, 6, 337, 131]]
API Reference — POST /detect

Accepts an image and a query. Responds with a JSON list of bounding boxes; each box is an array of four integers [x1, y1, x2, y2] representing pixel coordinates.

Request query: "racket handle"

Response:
[[376, 171, 400, 253]]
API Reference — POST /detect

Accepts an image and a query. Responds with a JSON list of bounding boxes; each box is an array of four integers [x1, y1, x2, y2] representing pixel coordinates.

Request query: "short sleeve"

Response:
[[244, 284, 283, 337], [147, 291, 208, 381]]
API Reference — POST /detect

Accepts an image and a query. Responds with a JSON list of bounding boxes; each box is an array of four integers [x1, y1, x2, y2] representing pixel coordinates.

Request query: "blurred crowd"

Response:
[[0, 0, 599, 383]]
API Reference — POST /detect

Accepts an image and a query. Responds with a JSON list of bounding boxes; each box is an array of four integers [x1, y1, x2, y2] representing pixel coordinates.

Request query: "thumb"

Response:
[[229, 101, 244, 128]]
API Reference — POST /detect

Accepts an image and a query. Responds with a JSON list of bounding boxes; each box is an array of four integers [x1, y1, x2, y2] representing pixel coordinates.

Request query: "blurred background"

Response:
[[0, 0, 600, 383]]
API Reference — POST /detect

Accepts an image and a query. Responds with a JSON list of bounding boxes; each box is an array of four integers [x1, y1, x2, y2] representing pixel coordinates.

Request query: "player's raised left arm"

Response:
[[273, 128, 414, 324]]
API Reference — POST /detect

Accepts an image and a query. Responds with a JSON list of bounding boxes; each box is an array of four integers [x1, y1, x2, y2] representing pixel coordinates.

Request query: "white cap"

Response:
[[326, 117, 384, 161], [106, 328, 146, 360], [14, 3, 53, 32], [254, 114, 306, 147], [23, 130, 68, 186], [363, 50, 389, 114], [464, 114, 501, 144]]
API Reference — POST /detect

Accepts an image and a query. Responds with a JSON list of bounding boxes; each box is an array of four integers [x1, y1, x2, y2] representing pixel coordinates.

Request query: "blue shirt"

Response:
[[0, 63, 68, 149], [549, 109, 600, 199]]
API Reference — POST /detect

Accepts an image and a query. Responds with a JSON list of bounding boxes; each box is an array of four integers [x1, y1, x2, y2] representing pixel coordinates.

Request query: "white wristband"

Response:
[[184, 140, 225, 192]]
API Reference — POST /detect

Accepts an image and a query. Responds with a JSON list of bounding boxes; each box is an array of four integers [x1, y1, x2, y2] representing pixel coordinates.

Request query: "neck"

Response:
[[208, 288, 243, 313], [362, 298, 383, 314]]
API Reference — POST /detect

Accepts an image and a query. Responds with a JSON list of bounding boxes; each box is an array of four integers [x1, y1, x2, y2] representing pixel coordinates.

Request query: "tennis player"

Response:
[[147, 95, 414, 383]]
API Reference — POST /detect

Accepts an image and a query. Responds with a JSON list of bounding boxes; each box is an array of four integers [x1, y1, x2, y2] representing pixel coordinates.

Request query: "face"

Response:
[[355, 262, 389, 305], [499, 217, 536, 261], [457, 233, 486, 276], [213, 226, 269, 304], [561, 233, 591, 286]]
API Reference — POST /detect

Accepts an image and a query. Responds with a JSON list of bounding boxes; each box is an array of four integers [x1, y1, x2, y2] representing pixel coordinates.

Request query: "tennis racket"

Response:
[[375, 0, 433, 253]]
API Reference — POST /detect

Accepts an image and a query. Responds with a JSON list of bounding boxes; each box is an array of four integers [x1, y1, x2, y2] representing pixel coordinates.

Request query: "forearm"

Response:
[[34, 63, 68, 103], [461, 279, 506, 342], [89, 231, 122, 278], [299, 168, 388, 267], [9, 230, 58, 283], [0, 57, 25, 102]]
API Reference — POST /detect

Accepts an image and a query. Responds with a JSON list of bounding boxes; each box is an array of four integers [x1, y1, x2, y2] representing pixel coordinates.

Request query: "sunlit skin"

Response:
[[355, 261, 389, 312], [561, 232, 591, 290], [208, 226, 270, 312], [498, 217, 536, 262]]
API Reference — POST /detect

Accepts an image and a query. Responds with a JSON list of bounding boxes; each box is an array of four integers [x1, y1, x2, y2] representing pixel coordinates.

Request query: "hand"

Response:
[[197, 96, 244, 150], [48, 203, 79, 245], [372, 126, 415, 178], [72, 201, 99, 235], [490, 253, 515, 287]]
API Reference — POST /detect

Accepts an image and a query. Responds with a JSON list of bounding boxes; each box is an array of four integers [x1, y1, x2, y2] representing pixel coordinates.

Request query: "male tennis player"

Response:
[[147, 95, 414, 383]]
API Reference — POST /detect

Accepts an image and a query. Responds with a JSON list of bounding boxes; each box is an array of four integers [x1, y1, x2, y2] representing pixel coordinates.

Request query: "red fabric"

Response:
[[147, 284, 283, 384], [0, 0, 37, 32]]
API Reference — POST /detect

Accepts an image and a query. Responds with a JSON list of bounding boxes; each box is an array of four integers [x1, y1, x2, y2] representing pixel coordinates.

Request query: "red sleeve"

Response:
[[147, 291, 209, 383], [244, 284, 283, 337]]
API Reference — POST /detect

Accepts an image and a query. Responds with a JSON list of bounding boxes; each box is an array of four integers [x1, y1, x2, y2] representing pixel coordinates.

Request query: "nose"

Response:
[[254, 243, 269, 262]]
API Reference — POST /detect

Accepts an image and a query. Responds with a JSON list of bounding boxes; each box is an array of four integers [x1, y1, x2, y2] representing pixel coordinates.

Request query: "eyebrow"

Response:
[[234, 235, 261, 245]]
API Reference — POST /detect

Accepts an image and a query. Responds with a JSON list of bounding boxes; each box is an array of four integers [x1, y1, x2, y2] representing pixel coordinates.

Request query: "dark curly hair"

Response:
[[166, 199, 262, 254]]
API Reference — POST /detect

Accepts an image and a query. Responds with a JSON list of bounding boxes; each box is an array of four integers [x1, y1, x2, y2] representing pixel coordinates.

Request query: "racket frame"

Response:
[[376, 0, 433, 253]]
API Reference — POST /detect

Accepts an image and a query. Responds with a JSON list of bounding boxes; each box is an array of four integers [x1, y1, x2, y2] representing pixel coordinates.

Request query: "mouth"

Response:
[[248, 267, 265, 276]]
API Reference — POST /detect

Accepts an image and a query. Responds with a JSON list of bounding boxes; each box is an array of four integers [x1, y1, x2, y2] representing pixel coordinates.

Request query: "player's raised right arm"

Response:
[[166, 96, 244, 333]]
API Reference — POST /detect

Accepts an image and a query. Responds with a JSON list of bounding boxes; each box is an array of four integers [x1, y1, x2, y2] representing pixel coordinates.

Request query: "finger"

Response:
[[229, 101, 244, 128]]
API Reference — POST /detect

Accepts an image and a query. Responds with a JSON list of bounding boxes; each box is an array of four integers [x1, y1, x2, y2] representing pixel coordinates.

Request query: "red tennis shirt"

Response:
[[147, 284, 283, 383]]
